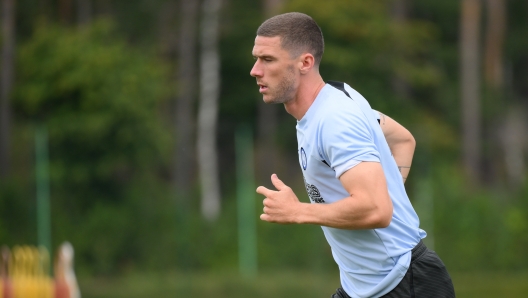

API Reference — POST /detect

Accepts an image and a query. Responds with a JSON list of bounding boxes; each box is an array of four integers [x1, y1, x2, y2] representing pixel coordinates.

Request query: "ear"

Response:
[[298, 53, 315, 74]]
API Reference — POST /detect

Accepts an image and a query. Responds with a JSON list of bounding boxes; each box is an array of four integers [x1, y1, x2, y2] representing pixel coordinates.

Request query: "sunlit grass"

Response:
[[80, 270, 528, 298]]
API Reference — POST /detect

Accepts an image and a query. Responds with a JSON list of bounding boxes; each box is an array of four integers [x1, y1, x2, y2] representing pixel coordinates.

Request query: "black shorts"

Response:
[[331, 240, 455, 298]]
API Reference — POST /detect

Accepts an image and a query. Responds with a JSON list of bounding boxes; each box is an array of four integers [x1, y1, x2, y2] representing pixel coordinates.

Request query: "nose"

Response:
[[250, 60, 262, 78]]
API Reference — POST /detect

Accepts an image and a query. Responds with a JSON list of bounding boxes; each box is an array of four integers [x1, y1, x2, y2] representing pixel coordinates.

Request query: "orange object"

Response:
[[54, 279, 70, 298], [2, 279, 13, 298], [1, 246, 13, 298]]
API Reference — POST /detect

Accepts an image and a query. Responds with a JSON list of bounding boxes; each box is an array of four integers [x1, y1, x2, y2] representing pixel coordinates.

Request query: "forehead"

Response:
[[252, 36, 287, 56]]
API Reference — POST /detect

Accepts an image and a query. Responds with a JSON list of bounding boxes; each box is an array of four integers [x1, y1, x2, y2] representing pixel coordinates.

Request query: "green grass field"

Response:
[[80, 271, 528, 298]]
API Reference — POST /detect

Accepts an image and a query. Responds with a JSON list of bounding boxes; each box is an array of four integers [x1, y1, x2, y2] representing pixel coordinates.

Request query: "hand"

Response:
[[256, 174, 302, 224]]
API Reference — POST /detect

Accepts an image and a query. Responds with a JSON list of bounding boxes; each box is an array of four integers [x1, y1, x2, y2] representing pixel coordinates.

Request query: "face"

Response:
[[250, 36, 298, 104]]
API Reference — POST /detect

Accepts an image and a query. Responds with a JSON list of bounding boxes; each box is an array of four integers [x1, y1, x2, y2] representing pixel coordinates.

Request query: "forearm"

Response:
[[389, 137, 415, 183], [258, 165, 393, 230], [297, 195, 393, 229]]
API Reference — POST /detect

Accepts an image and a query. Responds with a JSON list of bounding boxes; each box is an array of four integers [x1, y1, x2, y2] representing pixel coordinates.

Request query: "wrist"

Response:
[[297, 202, 326, 226], [295, 202, 314, 225]]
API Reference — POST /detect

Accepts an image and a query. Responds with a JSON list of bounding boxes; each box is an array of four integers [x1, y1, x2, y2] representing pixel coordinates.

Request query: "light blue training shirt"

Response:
[[296, 82, 426, 298]]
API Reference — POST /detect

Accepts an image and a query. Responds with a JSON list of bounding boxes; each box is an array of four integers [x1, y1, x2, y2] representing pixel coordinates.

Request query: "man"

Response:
[[251, 12, 454, 298]]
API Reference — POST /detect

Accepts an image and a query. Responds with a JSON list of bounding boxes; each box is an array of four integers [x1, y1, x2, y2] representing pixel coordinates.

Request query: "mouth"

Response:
[[257, 83, 268, 93]]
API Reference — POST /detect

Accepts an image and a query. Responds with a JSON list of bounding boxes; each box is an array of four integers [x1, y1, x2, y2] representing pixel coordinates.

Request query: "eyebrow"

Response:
[[253, 54, 275, 60]]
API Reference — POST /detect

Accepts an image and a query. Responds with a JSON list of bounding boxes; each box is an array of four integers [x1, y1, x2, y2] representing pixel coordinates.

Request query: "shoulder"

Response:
[[304, 83, 370, 139], [316, 84, 363, 119]]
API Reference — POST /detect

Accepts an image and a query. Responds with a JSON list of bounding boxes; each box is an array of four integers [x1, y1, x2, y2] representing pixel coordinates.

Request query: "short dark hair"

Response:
[[257, 12, 324, 66]]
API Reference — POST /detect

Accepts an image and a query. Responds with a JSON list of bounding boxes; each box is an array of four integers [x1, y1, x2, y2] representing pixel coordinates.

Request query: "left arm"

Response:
[[375, 110, 416, 183]]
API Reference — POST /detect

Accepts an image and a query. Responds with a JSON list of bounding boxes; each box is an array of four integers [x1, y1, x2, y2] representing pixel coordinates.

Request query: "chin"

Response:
[[262, 96, 276, 104], [263, 95, 285, 104]]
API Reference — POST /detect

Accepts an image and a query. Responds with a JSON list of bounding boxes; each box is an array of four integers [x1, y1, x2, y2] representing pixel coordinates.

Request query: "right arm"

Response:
[[257, 164, 393, 230]]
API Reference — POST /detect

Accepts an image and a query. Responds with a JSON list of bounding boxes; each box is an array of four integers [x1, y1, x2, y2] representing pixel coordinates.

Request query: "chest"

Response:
[[297, 129, 346, 204]]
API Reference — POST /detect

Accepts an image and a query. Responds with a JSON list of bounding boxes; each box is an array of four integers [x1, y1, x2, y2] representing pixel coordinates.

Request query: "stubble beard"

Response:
[[265, 65, 296, 104]]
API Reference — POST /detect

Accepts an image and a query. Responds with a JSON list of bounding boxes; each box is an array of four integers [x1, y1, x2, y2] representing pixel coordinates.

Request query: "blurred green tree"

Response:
[[0, 0, 16, 178], [13, 20, 172, 273]]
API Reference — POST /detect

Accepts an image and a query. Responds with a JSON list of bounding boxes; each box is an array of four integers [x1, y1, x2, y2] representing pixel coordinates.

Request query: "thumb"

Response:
[[271, 174, 287, 190]]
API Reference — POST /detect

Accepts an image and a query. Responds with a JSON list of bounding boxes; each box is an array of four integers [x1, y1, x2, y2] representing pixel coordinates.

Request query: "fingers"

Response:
[[258, 174, 291, 224], [256, 174, 288, 196], [271, 174, 287, 191], [256, 186, 273, 197], [261, 201, 272, 222]]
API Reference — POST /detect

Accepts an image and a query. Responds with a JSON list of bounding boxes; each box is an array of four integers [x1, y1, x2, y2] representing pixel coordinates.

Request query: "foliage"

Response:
[[5, 20, 172, 274], [428, 165, 528, 271]]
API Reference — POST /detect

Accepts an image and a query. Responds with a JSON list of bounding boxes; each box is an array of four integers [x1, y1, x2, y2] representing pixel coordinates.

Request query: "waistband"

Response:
[[334, 240, 429, 298], [410, 239, 427, 264]]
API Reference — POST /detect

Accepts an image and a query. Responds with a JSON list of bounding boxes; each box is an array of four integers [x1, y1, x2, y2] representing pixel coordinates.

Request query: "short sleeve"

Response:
[[372, 109, 380, 122], [319, 107, 380, 178]]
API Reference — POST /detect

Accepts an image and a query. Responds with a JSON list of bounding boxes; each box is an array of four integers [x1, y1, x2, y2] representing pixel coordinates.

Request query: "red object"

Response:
[[55, 279, 70, 298], [2, 278, 13, 298]]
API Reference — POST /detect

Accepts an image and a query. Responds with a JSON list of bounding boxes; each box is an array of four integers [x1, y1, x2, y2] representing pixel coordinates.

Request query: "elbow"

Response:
[[399, 130, 416, 151], [388, 131, 416, 154], [398, 133, 416, 158], [374, 209, 393, 228], [407, 133, 416, 150], [378, 209, 393, 228], [371, 199, 393, 228]]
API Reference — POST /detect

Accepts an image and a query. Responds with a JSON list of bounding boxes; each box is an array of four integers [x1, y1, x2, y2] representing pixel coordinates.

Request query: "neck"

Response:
[[284, 73, 325, 120]]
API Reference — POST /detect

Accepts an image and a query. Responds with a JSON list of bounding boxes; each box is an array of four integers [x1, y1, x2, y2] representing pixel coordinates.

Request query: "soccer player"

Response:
[[251, 12, 455, 298]]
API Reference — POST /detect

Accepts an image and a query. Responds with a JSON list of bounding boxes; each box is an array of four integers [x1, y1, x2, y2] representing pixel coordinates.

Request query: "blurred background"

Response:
[[0, 0, 527, 297]]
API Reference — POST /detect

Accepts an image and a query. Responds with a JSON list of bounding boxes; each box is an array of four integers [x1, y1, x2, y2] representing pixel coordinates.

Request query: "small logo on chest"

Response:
[[300, 147, 307, 170]]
